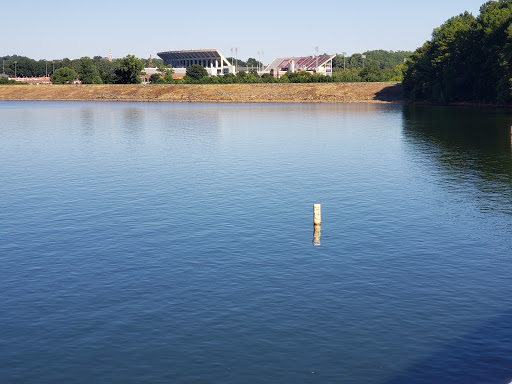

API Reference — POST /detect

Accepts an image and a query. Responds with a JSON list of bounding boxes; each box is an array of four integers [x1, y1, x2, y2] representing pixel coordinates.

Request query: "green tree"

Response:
[[236, 71, 247, 81], [51, 67, 78, 84], [219, 73, 237, 84], [246, 57, 263, 69], [93, 57, 116, 84], [149, 73, 161, 83], [75, 56, 102, 84], [186, 64, 208, 81], [0, 77, 16, 84], [243, 73, 262, 83], [261, 73, 276, 83], [403, 10, 480, 102], [115, 55, 144, 84], [332, 51, 413, 71], [157, 64, 174, 76]]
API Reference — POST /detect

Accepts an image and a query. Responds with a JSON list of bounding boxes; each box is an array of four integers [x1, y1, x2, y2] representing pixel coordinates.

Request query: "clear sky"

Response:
[[2, 0, 486, 63]]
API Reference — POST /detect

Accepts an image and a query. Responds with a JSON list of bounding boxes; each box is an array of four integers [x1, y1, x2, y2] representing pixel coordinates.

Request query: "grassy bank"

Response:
[[0, 83, 404, 103]]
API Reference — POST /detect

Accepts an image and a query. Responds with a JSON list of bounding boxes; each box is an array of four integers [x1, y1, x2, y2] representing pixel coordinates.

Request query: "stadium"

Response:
[[157, 49, 235, 76], [157, 49, 335, 78]]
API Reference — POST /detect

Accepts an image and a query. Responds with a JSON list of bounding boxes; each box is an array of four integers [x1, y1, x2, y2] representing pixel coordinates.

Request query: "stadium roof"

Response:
[[265, 55, 336, 71]]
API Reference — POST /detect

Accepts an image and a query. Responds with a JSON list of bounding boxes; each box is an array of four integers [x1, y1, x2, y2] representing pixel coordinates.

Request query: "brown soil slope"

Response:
[[0, 83, 404, 103]]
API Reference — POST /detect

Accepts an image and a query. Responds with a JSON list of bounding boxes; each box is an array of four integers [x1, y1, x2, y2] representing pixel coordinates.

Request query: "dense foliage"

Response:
[[114, 55, 144, 84], [1, 54, 147, 84], [1, 51, 406, 85], [226, 57, 264, 69], [51, 67, 79, 84], [178, 66, 404, 84], [403, 0, 512, 103], [185, 64, 209, 81], [332, 50, 413, 70]]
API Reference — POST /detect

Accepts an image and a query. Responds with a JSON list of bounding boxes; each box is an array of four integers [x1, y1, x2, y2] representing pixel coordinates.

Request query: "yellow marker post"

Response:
[[313, 204, 321, 225]]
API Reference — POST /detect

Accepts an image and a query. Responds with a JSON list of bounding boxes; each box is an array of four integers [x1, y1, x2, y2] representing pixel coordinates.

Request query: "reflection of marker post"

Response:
[[313, 224, 321, 246], [313, 204, 321, 225], [313, 204, 321, 246]]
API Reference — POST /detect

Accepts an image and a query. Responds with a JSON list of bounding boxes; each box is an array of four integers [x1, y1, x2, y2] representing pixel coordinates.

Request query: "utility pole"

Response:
[[362, 54, 366, 69], [342, 52, 347, 71], [14, 61, 17, 78]]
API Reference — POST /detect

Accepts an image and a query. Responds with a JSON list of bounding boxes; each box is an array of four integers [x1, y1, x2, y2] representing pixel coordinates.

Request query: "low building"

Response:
[[9, 76, 52, 85]]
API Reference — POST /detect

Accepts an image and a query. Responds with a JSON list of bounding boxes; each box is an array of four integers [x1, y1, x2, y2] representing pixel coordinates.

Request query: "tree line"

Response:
[[173, 64, 404, 84], [1, 50, 411, 85], [403, 0, 512, 103], [0, 55, 162, 84], [332, 50, 412, 70]]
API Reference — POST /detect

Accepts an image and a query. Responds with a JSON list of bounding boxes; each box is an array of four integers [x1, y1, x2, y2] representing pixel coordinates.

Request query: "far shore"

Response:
[[0, 83, 404, 104]]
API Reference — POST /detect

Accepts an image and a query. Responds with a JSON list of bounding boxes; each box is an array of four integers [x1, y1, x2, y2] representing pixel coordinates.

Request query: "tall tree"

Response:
[[115, 55, 144, 84], [75, 57, 102, 84], [51, 67, 78, 84], [404, 0, 512, 103], [185, 64, 208, 81]]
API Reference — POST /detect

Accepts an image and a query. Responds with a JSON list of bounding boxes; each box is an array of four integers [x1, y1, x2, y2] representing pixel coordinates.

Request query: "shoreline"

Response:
[[0, 83, 404, 104]]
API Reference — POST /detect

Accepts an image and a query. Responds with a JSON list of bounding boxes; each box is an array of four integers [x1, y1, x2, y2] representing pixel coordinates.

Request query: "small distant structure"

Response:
[[264, 54, 336, 78], [10, 76, 51, 85], [140, 67, 185, 83], [108, 49, 113, 62]]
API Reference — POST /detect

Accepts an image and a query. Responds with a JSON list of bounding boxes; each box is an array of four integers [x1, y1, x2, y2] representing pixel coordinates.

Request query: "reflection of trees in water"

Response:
[[401, 105, 512, 214]]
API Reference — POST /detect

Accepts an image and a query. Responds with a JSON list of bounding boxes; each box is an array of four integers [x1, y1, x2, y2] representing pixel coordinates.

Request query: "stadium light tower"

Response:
[[257, 50, 264, 72], [362, 54, 366, 69], [342, 52, 347, 71], [315, 46, 319, 72], [231, 47, 239, 71], [14, 61, 17, 78]]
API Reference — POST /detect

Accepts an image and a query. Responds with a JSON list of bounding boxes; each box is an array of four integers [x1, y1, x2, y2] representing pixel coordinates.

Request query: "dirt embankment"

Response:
[[0, 83, 404, 103]]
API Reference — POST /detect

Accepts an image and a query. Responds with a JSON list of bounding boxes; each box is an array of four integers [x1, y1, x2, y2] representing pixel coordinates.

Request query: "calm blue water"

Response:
[[1, 101, 511, 383]]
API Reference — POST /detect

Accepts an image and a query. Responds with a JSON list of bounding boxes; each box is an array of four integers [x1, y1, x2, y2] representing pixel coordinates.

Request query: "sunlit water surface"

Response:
[[1, 102, 511, 384]]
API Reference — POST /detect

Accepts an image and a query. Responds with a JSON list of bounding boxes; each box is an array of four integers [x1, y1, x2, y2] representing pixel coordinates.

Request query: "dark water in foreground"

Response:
[[1, 102, 511, 384]]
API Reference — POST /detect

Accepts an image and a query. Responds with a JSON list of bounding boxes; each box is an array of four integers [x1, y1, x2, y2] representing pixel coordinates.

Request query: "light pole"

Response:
[[257, 50, 264, 72], [315, 46, 319, 73], [46, 62, 48, 78], [230, 47, 239, 72], [342, 52, 347, 71], [361, 55, 366, 69], [14, 61, 17, 78]]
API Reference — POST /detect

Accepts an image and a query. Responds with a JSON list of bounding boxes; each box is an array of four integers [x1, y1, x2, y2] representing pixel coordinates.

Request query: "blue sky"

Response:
[[3, 0, 485, 63]]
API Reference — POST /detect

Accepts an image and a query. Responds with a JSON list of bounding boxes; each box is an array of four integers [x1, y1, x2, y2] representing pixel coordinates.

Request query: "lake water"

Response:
[[1, 101, 511, 384]]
